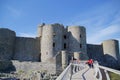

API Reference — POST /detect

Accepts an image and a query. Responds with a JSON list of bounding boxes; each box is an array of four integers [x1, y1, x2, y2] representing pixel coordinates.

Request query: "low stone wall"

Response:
[[12, 60, 56, 74], [0, 60, 56, 74], [0, 60, 15, 72]]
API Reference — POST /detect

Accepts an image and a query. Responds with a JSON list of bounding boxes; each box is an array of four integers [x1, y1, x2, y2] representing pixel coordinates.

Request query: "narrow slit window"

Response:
[[64, 43, 66, 49], [53, 43, 55, 47], [80, 44, 82, 48], [64, 35, 67, 39], [80, 34, 82, 38]]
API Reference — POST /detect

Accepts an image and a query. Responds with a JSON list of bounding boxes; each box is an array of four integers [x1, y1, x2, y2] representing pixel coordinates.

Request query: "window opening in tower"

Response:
[[80, 44, 82, 48], [53, 43, 55, 47], [80, 34, 82, 38], [64, 43, 66, 49], [64, 35, 67, 39]]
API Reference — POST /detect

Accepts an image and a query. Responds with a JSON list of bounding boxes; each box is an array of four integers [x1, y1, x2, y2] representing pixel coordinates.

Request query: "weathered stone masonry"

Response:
[[0, 23, 120, 73]]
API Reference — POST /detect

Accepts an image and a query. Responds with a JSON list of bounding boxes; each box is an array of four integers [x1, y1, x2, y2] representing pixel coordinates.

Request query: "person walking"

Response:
[[86, 59, 94, 68]]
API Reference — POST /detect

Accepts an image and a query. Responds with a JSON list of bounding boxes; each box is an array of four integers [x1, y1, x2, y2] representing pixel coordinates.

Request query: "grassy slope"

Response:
[[108, 72, 120, 80]]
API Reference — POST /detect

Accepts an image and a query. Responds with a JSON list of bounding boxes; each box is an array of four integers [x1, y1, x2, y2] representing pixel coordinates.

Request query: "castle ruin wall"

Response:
[[0, 28, 16, 60], [13, 37, 40, 61], [87, 44, 104, 64], [0, 60, 56, 74]]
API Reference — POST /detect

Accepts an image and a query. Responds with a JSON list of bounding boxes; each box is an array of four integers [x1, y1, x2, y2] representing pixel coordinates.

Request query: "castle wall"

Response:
[[0, 24, 120, 71], [12, 60, 56, 74], [0, 60, 56, 74], [63, 27, 68, 50], [0, 28, 16, 60], [102, 39, 120, 68], [87, 44, 104, 64], [52, 24, 64, 52], [41, 24, 64, 62], [68, 26, 88, 60], [13, 37, 40, 61]]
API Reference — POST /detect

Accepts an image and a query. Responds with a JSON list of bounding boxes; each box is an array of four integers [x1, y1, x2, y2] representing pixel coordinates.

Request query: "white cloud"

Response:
[[87, 24, 120, 44], [18, 33, 36, 38], [65, 2, 120, 45], [100, 25, 119, 36]]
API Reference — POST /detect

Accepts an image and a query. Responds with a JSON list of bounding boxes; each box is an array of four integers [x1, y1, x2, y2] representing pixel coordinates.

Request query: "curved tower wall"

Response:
[[41, 24, 64, 62], [68, 26, 88, 60], [0, 28, 16, 60], [102, 40, 119, 60], [102, 39, 120, 68]]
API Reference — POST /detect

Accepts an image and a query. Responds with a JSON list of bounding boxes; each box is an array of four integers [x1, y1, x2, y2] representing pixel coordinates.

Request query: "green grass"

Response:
[[108, 72, 120, 80]]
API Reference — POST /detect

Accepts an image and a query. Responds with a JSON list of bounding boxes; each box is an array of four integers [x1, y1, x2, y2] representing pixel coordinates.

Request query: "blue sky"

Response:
[[0, 0, 120, 45]]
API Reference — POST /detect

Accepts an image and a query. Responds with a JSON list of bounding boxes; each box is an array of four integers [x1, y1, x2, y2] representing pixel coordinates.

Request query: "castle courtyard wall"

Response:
[[13, 37, 40, 61], [0, 60, 56, 74], [12, 60, 56, 74], [0, 28, 16, 60], [87, 44, 104, 64]]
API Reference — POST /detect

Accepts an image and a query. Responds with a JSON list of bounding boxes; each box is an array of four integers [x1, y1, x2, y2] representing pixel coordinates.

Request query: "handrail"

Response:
[[56, 63, 72, 80], [98, 65, 120, 75], [95, 61, 120, 80], [104, 70, 110, 80], [56, 61, 120, 80], [56, 61, 87, 80], [94, 62, 102, 80]]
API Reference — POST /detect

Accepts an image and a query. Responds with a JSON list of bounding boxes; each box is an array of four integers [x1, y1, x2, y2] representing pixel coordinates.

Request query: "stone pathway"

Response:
[[71, 66, 97, 80]]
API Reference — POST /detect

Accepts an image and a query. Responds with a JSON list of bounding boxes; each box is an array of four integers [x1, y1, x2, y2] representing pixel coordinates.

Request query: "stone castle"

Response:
[[0, 23, 120, 74]]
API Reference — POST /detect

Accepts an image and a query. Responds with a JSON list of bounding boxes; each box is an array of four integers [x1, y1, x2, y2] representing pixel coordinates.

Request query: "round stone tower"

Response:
[[68, 26, 88, 60], [41, 23, 64, 62], [0, 28, 16, 60], [102, 39, 120, 68]]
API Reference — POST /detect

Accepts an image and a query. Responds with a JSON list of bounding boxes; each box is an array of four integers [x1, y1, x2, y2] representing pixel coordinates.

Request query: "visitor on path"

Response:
[[86, 59, 94, 68]]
